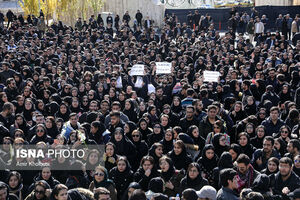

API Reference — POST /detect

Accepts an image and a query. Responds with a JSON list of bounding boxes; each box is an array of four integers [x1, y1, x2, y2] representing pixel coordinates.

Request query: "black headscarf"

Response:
[[160, 159, 175, 182], [168, 142, 192, 170], [123, 100, 138, 123], [125, 121, 137, 141], [171, 96, 183, 115], [148, 143, 163, 169], [93, 167, 114, 188], [137, 118, 152, 141], [197, 144, 219, 172], [212, 133, 229, 158], [217, 152, 233, 170]]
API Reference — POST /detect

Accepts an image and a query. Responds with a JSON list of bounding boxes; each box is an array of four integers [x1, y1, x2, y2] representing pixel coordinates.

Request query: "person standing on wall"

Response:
[[136, 10, 143, 28]]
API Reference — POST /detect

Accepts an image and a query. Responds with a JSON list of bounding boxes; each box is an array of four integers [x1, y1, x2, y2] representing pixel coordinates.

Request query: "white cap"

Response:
[[196, 186, 217, 200]]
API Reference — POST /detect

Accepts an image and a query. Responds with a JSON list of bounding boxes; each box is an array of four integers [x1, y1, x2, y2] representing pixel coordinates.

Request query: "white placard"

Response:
[[130, 65, 144, 76], [203, 71, 220, 82], [134, 76, 143, 88], [156, 62, 172, 74]]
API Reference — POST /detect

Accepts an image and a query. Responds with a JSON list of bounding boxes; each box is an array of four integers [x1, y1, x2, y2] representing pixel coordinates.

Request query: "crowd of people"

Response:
[[0, 6, 300, 200]]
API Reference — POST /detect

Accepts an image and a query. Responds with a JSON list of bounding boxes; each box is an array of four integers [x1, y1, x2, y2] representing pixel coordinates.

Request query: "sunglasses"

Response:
[[281, 131, 289, 133], [95, 172, 105, 176], [295, 160, 300, 163], [35, 190, 45, 194], [36, 129, 44, 133], [3, 142, 11, 145], [154, 126, 161, 128], [132, 135, 140, 137]]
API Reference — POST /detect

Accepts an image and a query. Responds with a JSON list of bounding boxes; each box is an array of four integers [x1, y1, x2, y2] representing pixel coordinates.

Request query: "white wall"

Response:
[[255, 0, 293, 6], [293, 0, 300, 5], [101, 0, 165, 27]]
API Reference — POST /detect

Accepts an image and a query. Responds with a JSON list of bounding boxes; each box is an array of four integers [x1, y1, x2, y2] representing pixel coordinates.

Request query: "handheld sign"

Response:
[[203, 71, 220, 82], [130, 65, 144, 76], [156, 62, 172, 74]]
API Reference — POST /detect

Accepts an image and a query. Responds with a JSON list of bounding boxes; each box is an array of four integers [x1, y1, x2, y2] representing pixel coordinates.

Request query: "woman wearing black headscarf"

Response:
[[237, 132, 256, 159], [89, 166, 117, 200], [7, 171, 27, 200], [212, 133, 229, 158], [109, 156, 133, 199], [148, 143, 164, 170], [274, 137, 287, 157], [137, 118, 153, 141], [30, 124, 53, 145], [130, 130, 148, 169], [121, 182, 141, 200], [147, 122, 164, 147], [28, 166, 60, 193], [250, 125, 266, 149], [170, 96, 183, 118], [148, 105, 159, 125], [187, 125, 205, 152], [54, 103, 70, 122], [285, 109, 299, 131], [13, 72, 26, 93], [123, 99, 138, 123], [133, 156, 159, 191], [23, 98, 35, 122], [230, 101, 247, 124], [160, 128, 174, 154], [85, 149, 101, 182], [244, 96, 257, 116], [250, 79, 266, 102], [261, 157, 279, 176], [197, 144, 219, 185], [102, 142, 119, 173], [45, 116, 59, 139], [109, 157, 134, 200], [89, 121, 108, 144], [159, 156, 185, 197], [167, 140, 193, 171], [124, 121, 137, 141], [109, 127, 137, 168], [10, 114, 30, 137], [180, 162, 209, 193], [229, 144, 242, 162], [278, 85, 292, 104], [212, 152, 233, 190]]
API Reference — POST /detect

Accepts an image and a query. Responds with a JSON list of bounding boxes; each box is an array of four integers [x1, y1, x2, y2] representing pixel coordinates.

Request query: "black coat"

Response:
[[28, 174, 60, 193], [109, 166, 134, 200], [109, 128, 137, 167], [134, 167, 159, 191], [270, 171, 300, 195], [180, 174, 209, 194], [167, 147, 193, 171]]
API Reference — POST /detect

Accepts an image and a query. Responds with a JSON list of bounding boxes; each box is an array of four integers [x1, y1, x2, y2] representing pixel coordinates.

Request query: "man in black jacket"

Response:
[[270, 157, 300, 197], [261, 106, 285, 136], [135, 10, 143, 28], [179, 105, 199, 133]]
